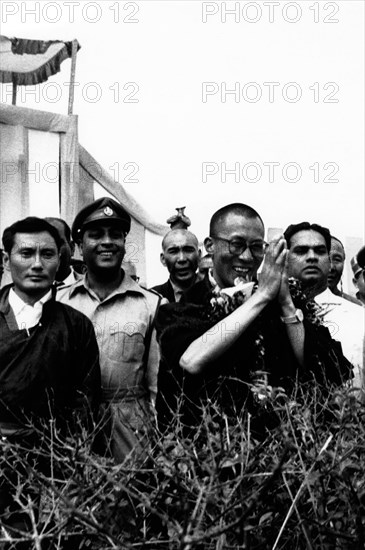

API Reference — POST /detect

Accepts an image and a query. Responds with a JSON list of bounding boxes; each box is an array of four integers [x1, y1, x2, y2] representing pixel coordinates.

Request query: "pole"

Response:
[[12, 82, 17, 105], [67, 40, 78, 115]]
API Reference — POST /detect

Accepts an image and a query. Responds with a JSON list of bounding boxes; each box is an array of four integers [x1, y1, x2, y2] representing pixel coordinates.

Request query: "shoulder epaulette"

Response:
[[140, 286, 163, 299]]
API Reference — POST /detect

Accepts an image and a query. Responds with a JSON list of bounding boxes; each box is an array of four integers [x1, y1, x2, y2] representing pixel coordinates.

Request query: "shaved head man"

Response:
[[156, 205, 353, 433], [151, 229, 201, 302]]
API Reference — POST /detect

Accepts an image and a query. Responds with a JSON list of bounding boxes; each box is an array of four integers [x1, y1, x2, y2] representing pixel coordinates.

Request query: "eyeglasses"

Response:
[[211, 236, 268, 257], [355, 270, 365, 282]]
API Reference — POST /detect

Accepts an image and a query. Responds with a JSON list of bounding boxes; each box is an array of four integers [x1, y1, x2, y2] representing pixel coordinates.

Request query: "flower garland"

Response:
[[208, 277, 323, 326], [206, 277, 324, 406], [286, 277, 324, 326]]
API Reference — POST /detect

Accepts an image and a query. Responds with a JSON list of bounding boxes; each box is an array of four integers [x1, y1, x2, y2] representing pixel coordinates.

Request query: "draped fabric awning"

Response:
[[0, 35, 80, 86]]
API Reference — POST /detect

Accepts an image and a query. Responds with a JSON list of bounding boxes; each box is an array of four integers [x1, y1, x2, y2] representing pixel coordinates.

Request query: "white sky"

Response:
[[1, 0, 364, 285]]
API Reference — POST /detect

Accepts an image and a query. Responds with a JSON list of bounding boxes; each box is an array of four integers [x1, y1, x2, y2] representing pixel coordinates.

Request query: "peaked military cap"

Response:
[[72, 197, 131, 241]]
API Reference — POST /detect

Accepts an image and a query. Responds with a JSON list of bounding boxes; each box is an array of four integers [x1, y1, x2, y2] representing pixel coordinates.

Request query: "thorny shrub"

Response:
[[1, 381, 365, 549]]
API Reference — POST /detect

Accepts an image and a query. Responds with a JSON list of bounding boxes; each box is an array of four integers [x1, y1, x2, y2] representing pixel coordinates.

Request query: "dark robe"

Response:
[[150, 280, 176, 302], [155, 276, 353, 433], [0, 284, 101, 536], [0, 284, 101, 435]]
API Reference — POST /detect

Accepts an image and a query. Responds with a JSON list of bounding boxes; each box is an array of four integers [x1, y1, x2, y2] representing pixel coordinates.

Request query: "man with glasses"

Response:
[[156, 204, 352, 433]]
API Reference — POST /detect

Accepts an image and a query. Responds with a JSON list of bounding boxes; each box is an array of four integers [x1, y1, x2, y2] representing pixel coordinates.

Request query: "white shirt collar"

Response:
[[9, 288, 52, 329], [315, 287, 343, 305]]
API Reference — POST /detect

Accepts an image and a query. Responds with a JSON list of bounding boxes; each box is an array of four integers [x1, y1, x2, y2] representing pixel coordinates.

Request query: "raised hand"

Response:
[[257, 236, 287, 302]]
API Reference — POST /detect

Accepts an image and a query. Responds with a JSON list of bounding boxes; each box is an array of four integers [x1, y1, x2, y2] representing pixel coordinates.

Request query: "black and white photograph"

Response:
[[0, 1, 364, 547]]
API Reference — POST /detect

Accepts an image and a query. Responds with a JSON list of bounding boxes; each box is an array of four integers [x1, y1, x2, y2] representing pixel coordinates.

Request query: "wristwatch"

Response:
[[280, 308, 304, 324]]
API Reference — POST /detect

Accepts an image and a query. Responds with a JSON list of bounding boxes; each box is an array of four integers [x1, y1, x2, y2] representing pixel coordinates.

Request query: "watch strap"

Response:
[[280, 308, 304, 324]]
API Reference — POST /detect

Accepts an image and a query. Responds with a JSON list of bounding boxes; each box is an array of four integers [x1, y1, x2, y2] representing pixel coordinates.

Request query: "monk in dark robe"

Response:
[[155, 204, 352, 435]]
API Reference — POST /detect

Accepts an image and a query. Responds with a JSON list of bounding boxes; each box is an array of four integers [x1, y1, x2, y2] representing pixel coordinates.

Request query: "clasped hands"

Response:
[[257, 236, 293, 307]]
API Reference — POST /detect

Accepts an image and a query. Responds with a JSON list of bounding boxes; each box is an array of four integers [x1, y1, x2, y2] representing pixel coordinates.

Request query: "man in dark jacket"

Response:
[[151, 229, 201, 302], [0, 216, 101, 537]]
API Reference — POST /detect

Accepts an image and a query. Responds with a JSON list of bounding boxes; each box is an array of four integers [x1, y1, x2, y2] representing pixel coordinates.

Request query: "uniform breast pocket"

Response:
[[108, 322, 146, 363]]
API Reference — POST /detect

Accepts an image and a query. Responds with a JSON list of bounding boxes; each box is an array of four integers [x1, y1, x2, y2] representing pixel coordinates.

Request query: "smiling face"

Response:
[[287, 230, 330, 293], [161, 230, 200, 289], [328, 238, 345, 291], [4, 231, 60, 304], [80, 222, 126, 277], [205, 213, 265, 288]]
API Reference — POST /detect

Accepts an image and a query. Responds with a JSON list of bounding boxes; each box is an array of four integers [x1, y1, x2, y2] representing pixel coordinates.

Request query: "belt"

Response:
[[101, 386, 147, 403]]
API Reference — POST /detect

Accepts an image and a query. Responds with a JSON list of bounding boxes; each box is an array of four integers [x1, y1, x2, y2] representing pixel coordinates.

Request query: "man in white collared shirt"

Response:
[[285, 222, 365, 392]]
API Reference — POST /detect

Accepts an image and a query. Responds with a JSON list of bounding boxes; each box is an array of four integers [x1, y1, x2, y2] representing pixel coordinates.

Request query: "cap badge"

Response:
[[104, 206, 114, 217]]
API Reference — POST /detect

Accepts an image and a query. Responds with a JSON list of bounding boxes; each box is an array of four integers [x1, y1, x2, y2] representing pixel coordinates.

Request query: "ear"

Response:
[[160, 252, 166, 267], [204, 237, 214, 255], [3, 251, 10, 272], [197, 248, 202, 260]]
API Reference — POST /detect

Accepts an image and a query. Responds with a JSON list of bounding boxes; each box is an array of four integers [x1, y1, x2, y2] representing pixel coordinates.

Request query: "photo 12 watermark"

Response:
[[202, 162, 340, 184], [0, 1, 140, 24], [202, 82, 339, 103], [0, 82, 140, 106], [201, 2, 340, 24], [1, 161, 140, 185]]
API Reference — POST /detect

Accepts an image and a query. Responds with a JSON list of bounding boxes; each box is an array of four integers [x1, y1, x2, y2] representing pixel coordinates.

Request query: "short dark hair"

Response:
[[209, 203, 264, 236], [284, 222, 331, 252], [2, 217, 62, 254], [45, 217, 72, 243]]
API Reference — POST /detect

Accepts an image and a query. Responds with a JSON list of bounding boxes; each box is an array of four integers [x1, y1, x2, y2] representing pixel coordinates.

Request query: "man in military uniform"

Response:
[[58, 197, 162, 463]]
